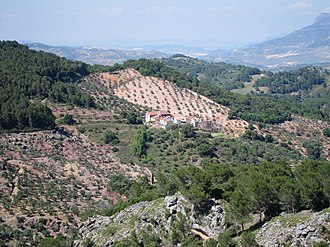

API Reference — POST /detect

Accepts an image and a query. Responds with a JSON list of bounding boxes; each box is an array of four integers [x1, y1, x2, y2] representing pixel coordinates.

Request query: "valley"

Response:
[[2, 0, 330, 244], [0, 41, 330, 246]]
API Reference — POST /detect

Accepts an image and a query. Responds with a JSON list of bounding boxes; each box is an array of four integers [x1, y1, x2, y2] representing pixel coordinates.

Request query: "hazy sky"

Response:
[[1, 0, 330, 48]]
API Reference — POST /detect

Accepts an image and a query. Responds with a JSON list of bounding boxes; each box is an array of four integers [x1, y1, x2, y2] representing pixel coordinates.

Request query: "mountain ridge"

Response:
[[26, 42, 169, 65], [23, 13, 330, 70], [204, 13, 330, 70]]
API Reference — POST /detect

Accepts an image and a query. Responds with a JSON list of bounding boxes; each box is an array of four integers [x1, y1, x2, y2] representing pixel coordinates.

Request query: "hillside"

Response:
[[0, 126, 150, 245], [254, 66, 327, 94], [161, 55, 261, 90], [27, 42, 169, 65], [0, 41, 95, 132], [262, 116, 330, 159], [84, 68, 248, 137], [251, 67, 330, 121], [204, 13, 330, 70], [1, 41, 330, 246]]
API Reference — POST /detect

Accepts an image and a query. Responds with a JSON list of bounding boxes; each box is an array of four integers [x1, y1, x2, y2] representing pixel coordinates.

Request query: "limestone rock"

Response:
[[74, 193, 226, 246], [256, 209, 330, 247]]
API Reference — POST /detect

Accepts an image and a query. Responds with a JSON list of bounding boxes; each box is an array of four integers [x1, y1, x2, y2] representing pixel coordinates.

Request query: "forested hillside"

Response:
[[255, 67, 327, 94], [162, 54, 261, 90], [0, 41, 95, 131], [252, 66, 330, 121]]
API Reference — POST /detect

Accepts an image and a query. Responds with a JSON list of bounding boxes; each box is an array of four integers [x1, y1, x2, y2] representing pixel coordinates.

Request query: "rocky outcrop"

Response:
[[74, 193, 226, 246], [256, 209, 330, 247], [74, 191, 330, 247]]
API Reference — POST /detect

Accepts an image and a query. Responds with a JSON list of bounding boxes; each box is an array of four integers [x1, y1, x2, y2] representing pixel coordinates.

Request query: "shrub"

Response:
[[39, 236, 71, 247], [240, 232, 258, 247], [205, 238, 218, 247], [62, 114, 76, 125], [303, 141, 323, 160], [103, 130, 119, 144], [323, 128, 330, 137], [180, 235, 202, 247], [313, 241, 329, 247]]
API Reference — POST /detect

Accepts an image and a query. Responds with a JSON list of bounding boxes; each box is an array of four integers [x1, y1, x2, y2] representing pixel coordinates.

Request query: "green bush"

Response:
[[240, 232, 258, 247], [103, 130, 119, 144], [303, 141, 323, 159], [39, 236, 71, 247], [61, 114, 76, 125], [180, 235, 203, 247], [313, 241, 329, 247], [205, 238, 218, 247], [323, 128, 330, 137]]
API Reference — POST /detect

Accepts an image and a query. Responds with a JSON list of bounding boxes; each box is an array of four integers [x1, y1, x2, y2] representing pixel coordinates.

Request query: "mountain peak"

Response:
[[314, 12, 330, 23]]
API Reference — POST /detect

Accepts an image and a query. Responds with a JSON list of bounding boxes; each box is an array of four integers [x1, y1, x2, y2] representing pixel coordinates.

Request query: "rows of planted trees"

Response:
[[2, 42, 329, 131], [109, 58, 330, 124]]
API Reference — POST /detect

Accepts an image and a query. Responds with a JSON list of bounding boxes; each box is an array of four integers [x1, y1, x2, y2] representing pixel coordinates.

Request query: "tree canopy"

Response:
[[0, 41, 96, 131]]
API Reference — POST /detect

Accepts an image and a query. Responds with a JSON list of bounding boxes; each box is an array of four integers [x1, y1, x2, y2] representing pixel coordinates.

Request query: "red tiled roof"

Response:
[[159, 111, 171, 115], [146, 111, 159, 116], [185, 116, 195, 120], [175, 116, 185, 121], [146, 111, 172, 116]]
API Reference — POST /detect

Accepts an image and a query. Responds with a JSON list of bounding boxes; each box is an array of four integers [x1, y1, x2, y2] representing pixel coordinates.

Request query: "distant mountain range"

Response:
[[27, 43, 169, 65], [25, 13, 330, 70], [203, 13, 330, 70]]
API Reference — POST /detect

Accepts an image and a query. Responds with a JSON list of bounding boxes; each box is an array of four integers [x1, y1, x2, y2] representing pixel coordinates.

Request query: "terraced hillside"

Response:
[[262, 116, 330, 159], [0, 126, 150, 244], [84, 69, 248, 137]]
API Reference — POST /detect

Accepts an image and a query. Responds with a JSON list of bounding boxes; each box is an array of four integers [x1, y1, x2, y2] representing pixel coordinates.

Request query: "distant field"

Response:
[[231, 74, 267, 94]]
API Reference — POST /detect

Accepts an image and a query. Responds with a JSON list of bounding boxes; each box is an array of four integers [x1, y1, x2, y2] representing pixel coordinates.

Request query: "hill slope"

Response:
[[161, 55, 261, 90], [1, 41, 330, 247], [0, 40, 95, 131], [205, 13, 330, 69], [84, 69, 248, 136], [0, 126, 150, 245]]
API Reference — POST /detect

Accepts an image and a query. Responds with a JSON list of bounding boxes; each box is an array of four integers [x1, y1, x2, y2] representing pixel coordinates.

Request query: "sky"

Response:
[[1, 0, 330, 49]]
